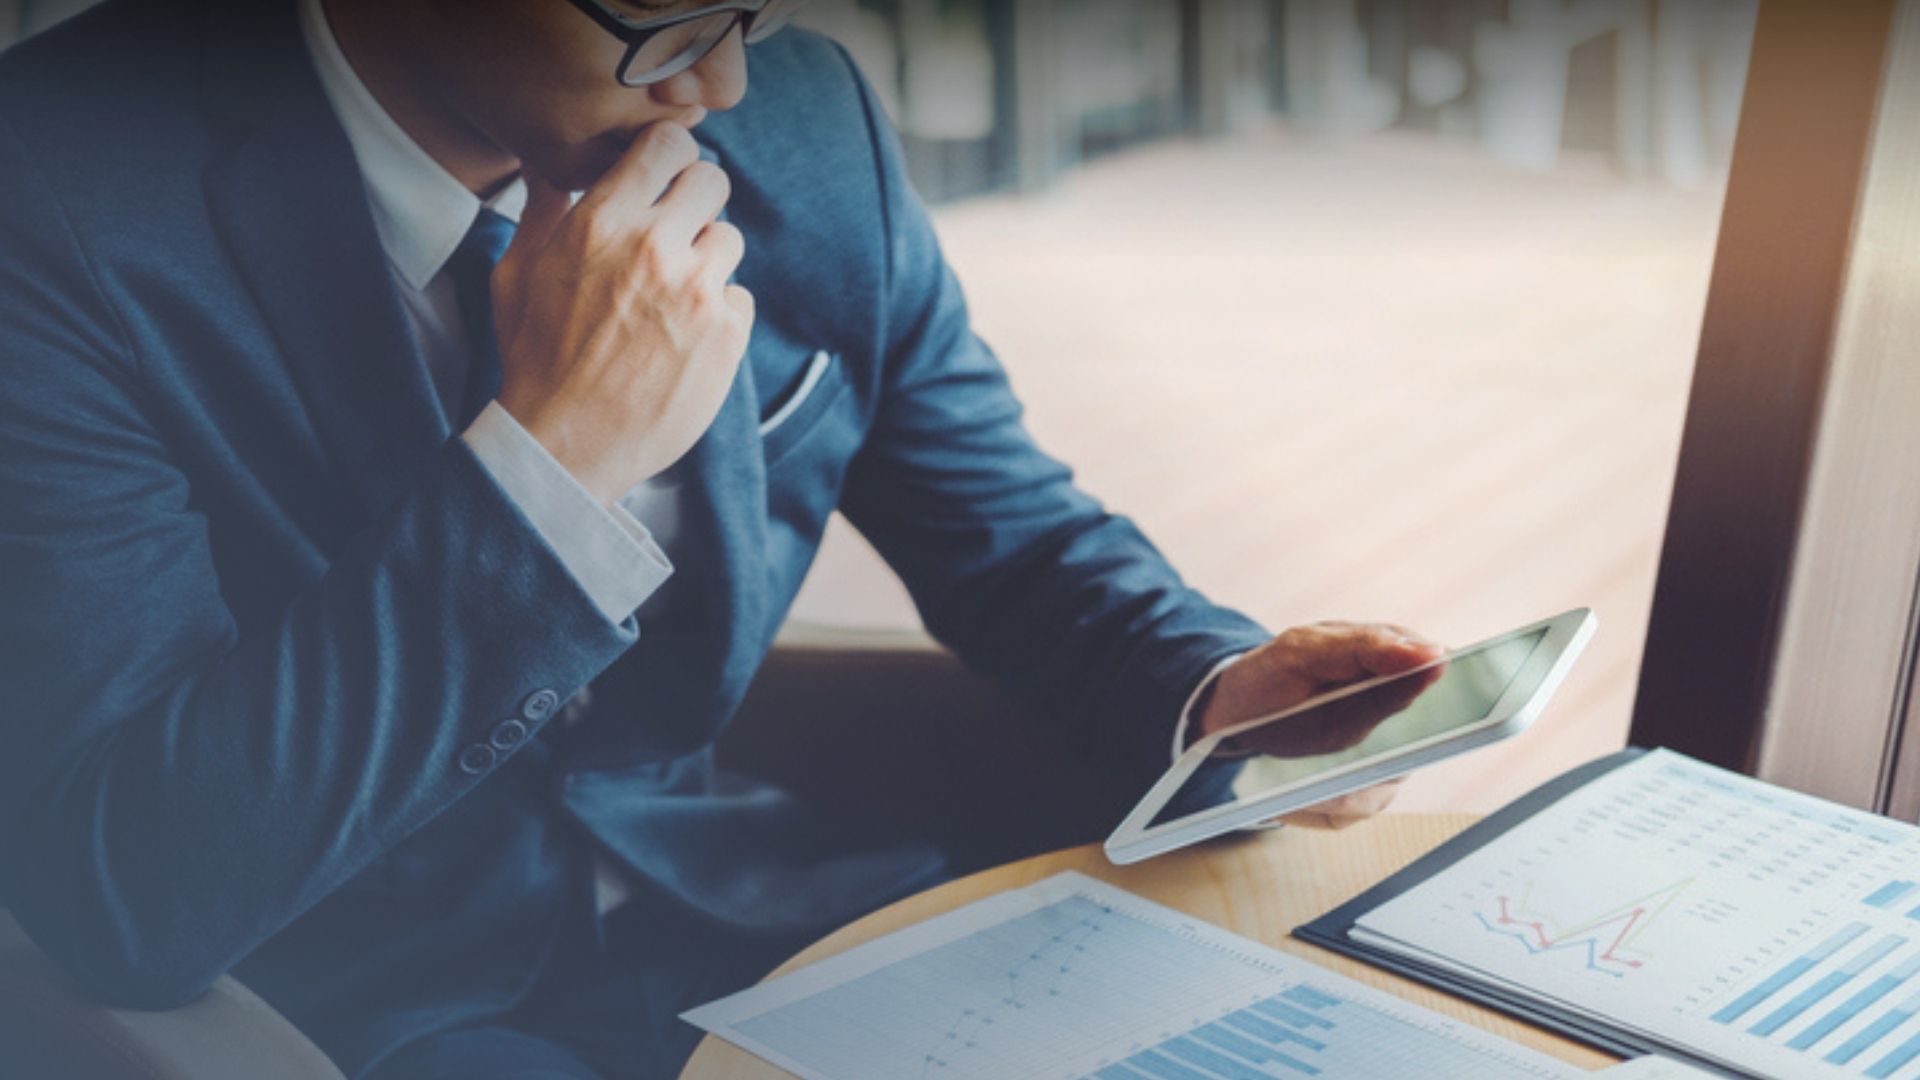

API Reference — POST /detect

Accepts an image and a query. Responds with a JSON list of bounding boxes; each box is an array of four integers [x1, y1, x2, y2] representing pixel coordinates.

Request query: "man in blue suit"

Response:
[[0, 0, 1441, 1075]]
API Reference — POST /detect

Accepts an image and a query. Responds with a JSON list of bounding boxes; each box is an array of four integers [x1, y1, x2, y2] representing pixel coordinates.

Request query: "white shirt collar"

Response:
[[297, 0, 526, 293]]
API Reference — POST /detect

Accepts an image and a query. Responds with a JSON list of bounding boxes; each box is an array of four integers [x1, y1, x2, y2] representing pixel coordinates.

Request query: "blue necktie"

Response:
[[448, 208, 517, 429]]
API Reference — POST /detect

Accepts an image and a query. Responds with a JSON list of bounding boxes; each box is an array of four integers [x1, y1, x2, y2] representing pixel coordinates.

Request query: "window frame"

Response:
[[1630, 0, 1920, 814]]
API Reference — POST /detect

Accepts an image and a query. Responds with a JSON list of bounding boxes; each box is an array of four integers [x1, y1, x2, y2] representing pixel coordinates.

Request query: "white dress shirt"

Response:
[[298, 0, 677, 629]]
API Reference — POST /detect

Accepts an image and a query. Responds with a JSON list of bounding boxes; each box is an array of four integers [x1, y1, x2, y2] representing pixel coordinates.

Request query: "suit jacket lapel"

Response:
[[675, 356, 772, 688], [200, 0, 448, 522], [565, 154, 773, 769], [671, 151, 773, 701]]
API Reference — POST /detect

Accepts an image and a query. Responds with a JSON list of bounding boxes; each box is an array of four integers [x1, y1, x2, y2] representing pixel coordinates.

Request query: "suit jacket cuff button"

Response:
[[458, 744, 498, 775], [520, 689, 562, 723], [489, 718, 530, 751]]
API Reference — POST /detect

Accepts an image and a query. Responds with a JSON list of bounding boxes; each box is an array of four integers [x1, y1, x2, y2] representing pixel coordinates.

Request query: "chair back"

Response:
[[0, 908, 347, 1080]]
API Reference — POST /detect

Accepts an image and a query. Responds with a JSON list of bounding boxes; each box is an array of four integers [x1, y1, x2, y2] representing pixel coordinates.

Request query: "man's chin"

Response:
[[543, 154, 618, 195], [556, 111, 713, 192]]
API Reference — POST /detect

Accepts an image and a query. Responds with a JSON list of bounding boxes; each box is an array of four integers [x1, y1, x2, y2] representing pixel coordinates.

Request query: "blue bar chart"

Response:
[[1088, 982, 1572, 1080], [1750, 934, 1908, 1036], [1710, 923, 1871, 1025], [1869, 884, 1920, 911], [1867, 1026, 1920, 1079], [1826, 985, 1920, 1066], [1711, 917, 1920, 1075], [1791, 952, 1920, 1052]]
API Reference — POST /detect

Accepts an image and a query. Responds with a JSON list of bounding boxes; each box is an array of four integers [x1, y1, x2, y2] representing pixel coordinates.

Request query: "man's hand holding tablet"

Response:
[[1195, 622, 1447, 829], [1109, 609, 1597, 864]]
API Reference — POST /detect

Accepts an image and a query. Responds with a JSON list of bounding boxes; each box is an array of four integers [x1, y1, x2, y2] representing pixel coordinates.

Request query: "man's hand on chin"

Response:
[[1196, 621, 1446, 830]]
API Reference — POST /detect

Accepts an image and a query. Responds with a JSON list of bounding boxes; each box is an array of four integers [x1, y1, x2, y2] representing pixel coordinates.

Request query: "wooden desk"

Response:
[[681, 813, 1618, 1078]]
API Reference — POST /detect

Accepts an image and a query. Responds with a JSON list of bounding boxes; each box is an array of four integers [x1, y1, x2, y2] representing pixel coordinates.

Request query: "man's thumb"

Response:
[[494, 176, 570, 335]]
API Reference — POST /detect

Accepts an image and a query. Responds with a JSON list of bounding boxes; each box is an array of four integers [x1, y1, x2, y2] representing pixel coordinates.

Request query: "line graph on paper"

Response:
[[689, 873, 1590, 1080], [726, 893, 1280, 1080], [1474, 878, 1693, 977], [910, 899, 1123, 1079]]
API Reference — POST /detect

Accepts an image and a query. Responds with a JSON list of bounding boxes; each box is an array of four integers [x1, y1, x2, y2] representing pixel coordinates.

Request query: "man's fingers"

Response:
[[582, 121, 701, 220], [723, 283, 756, 338], [694, 221, 746, 289], [493, 177, 572, 337], [1273, 626, 1360, 684], [1282, 780, 1403, 829], [1291, 624, 1442, 685], [1315, 781, 1403, 816], [656, 161, 732, 249]]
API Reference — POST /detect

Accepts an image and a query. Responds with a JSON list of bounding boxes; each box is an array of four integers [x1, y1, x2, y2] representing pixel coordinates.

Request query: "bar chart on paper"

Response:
[[1350, 750, 1920, 1079], [685, 872, 1584, 1080], [1704, 905, 1920, 1078]]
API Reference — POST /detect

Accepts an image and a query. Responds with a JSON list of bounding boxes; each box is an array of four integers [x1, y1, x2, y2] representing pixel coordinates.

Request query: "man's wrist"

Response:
[[1172, 652, 1248, 763], [1186, 674, 1224, 749], [497, 393, 621, 509], [462, 402, 673, 625]]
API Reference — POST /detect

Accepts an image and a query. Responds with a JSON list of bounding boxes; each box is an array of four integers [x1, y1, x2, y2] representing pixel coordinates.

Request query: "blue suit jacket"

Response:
[[0, 0, 1267, 1069]]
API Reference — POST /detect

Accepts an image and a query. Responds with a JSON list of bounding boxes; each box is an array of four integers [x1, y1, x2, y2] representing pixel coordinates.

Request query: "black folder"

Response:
[[1294, 747, 1747, 1077]]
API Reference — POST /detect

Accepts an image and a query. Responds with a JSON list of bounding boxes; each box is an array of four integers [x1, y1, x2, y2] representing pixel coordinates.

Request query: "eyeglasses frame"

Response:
[[559, 0, 783, 87]]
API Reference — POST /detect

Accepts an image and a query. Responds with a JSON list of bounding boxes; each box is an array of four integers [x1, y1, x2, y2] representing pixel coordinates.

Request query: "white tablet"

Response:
[[1104, 608, 1597, 865]]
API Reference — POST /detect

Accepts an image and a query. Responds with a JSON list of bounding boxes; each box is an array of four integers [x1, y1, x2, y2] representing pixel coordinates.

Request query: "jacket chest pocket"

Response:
[[757, 348, 850, 468]]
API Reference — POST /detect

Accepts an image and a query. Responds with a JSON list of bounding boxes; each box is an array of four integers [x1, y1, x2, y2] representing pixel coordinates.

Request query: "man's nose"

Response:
[[650, 26, 748, 112]]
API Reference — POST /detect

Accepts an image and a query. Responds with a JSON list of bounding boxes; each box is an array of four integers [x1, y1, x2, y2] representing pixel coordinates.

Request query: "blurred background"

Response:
[[0, 0, 1761, 811], [780, 0, 1759, 811]]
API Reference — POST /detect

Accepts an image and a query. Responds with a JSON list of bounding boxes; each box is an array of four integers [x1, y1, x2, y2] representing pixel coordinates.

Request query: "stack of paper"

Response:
[[688, 871, 1590, 1080]]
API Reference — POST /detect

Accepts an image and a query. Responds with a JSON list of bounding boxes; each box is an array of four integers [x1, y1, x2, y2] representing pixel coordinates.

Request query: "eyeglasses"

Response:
[[562, 0, 804, 87]]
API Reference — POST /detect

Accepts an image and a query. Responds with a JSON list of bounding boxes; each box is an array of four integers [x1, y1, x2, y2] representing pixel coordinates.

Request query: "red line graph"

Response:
[[1491, 895, 1647, 969], [1474, 879, 1691, 975]]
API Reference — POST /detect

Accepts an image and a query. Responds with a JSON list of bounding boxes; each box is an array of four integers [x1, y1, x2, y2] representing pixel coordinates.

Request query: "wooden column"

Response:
[[1630, 0, 1910, 808], [1793, 0, 1920, 815]]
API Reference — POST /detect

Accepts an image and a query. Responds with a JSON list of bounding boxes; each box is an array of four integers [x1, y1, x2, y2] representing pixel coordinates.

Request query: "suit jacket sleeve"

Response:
[[0, 114, 637, 1009], [832, 51, 1272, 781]]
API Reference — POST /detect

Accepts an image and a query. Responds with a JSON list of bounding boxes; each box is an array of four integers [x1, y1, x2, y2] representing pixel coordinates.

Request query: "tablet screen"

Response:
[[1146, 628, 1549, 828]]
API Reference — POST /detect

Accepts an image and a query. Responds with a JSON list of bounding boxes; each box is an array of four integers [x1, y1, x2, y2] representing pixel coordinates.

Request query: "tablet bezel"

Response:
[[1103, 607, 1597, 865]]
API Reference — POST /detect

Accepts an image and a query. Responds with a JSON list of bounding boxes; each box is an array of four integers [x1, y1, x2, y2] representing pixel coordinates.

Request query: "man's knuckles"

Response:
[[632, 235, 678, 285], [566, 204, 633, 262]]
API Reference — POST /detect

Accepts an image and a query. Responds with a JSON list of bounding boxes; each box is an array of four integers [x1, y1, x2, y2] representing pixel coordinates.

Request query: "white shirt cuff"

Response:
[[462, 402, 672, 626], [1173, 652, 1250, 763]]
